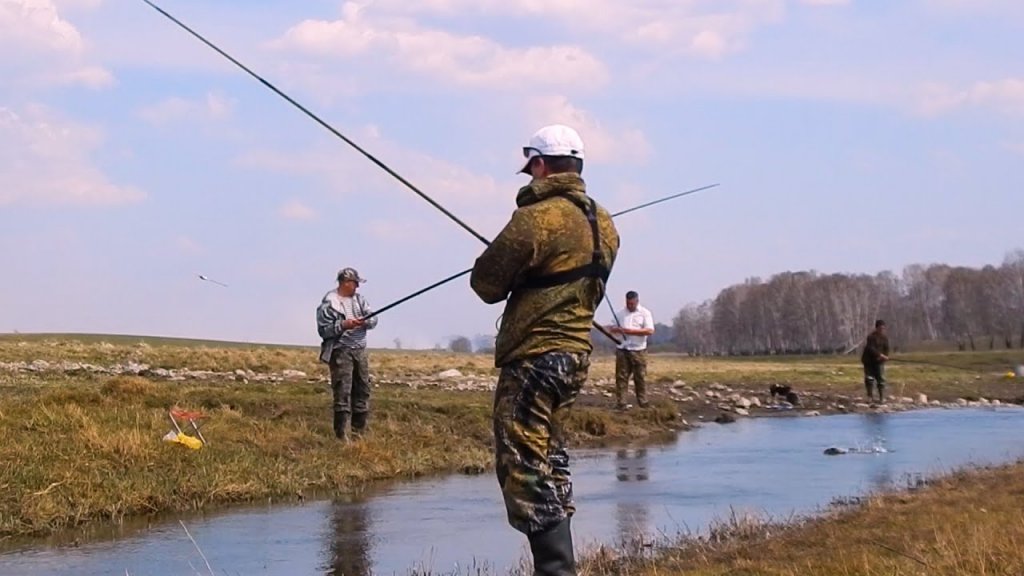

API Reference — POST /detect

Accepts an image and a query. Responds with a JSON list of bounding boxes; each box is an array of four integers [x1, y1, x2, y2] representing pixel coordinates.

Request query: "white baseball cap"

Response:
[[518, 124, 585, 174]]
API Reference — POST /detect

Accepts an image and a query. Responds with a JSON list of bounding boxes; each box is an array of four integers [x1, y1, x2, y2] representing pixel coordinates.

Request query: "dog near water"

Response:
[[769, 384, 800, 406]]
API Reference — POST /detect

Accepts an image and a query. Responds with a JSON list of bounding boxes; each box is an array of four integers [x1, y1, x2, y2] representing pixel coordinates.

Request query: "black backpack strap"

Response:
[[521, 195, 610, 289]]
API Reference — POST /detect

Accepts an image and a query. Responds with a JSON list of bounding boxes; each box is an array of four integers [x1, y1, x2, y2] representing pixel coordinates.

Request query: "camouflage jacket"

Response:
[[471, 173, 620, 367]]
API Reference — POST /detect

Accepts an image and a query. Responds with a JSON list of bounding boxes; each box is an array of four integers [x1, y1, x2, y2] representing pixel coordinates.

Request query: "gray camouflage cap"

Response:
[[337, 267, 366, 283]]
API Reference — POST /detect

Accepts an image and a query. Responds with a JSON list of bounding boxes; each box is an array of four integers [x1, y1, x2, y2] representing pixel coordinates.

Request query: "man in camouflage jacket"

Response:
[[317, 267, 378, 440], [471, 124, 620, 576]]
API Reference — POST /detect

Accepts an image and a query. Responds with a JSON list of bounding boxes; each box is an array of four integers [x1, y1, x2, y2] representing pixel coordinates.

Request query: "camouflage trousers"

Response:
[[329, 347, 371, 414], [615, 349, 648, 407], [493, 351, 589, 535]]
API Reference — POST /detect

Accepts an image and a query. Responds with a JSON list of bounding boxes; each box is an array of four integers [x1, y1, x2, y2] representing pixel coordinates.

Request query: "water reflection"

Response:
[[860, 413, 893, 489], [323, 500, 373, 576], [614, 448, 651, 547], [615, 447, 650, 482]]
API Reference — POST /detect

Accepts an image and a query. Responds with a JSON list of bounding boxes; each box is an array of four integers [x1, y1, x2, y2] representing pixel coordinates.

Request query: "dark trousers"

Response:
[[864, 363, 886, 400]]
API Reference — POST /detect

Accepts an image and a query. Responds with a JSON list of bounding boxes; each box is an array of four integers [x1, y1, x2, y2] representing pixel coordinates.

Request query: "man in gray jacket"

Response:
[[317, 267, 378, 440]]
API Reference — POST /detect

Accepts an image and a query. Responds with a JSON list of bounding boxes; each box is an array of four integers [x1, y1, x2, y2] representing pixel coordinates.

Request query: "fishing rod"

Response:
[[597, 184, 720, 336], [888, 357, 990, 373], [362, 183, 720, 322], [140, 0, 621, 343], [139, 0, 488, 246]]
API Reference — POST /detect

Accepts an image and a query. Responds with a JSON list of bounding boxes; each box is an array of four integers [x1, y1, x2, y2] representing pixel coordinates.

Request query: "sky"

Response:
[[1, 0, 1022, 350]]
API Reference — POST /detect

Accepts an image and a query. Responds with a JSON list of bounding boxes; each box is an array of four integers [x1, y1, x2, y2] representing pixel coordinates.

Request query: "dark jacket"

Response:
[[861, 330, 890, 367]]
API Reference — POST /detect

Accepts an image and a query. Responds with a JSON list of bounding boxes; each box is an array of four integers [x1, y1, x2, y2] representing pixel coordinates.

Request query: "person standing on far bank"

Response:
[[471, 124, 620, 576], [316, 267, 378, 441], [861, 319, 890, 403], [607, 291, 655, 410]]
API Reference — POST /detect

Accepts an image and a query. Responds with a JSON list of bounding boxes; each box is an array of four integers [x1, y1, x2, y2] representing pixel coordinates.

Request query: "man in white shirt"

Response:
[[607, 291, 655, 409]]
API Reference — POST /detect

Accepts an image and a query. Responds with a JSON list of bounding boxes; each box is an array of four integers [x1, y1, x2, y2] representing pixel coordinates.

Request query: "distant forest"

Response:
[[588, 249, 1024, 356]]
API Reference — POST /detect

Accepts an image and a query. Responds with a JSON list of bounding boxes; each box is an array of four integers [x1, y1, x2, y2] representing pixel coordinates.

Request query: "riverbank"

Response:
[[576, 459, 1024, 576], [1, 336, 1021, 539]]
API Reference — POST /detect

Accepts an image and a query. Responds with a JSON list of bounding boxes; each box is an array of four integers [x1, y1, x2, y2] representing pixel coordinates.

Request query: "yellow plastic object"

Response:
[[1006, 372, 1016, 379], [163, 430, 203, 450]]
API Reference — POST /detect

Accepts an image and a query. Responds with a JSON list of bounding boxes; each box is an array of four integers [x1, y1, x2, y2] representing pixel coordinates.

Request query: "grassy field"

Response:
[[1, 334, 1022, 542], [0, 338, 682, 539]]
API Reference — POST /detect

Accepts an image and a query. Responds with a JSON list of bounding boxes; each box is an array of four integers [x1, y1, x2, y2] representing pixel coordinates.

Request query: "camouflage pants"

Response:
[[615, 349, 648, 406], [493, 352, 589, 535], [329, 347, 370, 414]]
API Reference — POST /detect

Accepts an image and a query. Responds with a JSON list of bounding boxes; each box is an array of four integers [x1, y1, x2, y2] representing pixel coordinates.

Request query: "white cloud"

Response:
[[0, 0, 113, 90], [270, 2, 608, 91], [364, 0, 786, 58], [54, 65, 115, 88], [0, 0, 83, 53], [916, 78, 1024, 117], [800, 0, 850, 5], [526, 95, 652, 164], [234, 122, 521, 239], [279, 200, 317, 221], [136, 92, 236, 126], [0, 104, 144, 207], [236, 123, 511, 205]]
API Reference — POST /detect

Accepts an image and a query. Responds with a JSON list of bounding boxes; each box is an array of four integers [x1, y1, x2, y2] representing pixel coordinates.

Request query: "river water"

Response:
[[2, 407, 1022, 576]]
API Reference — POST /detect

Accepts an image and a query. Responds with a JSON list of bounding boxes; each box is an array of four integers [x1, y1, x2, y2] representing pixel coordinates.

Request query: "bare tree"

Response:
[[665, 248, 1023, 355]]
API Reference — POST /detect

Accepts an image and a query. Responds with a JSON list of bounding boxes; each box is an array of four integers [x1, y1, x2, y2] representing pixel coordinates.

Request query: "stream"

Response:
[[1, 407, 1022, 575]]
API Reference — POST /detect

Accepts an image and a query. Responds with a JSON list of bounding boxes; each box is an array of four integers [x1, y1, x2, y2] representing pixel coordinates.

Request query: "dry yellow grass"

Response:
[[0, 370, 680, 538]]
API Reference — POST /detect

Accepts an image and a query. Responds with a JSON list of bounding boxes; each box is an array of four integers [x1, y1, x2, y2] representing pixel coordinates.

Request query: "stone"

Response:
[[437, 369, 463, 379], [734, 397, 752, 409], [750, 397, 762, 407], [714, 412, 736, 424], [803, 410, 821, 417], [281, 369, 307, 379], [735, 408, 750, 416]]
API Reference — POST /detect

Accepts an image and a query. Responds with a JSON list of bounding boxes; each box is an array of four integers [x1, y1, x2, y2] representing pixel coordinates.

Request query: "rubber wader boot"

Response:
[[864, 377, 875, 402], [877, 383, 886, 403], [333, 411, 348, 440], [351, 411, 368, 437], [528, 518, 576, 576]]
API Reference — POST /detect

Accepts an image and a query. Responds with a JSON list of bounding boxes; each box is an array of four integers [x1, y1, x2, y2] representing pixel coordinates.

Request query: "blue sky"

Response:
[[1, 0, 1022, 349]]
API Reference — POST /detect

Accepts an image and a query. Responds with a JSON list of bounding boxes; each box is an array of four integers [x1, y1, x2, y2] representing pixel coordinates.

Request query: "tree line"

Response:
[[669, 249, 1024, 355]]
